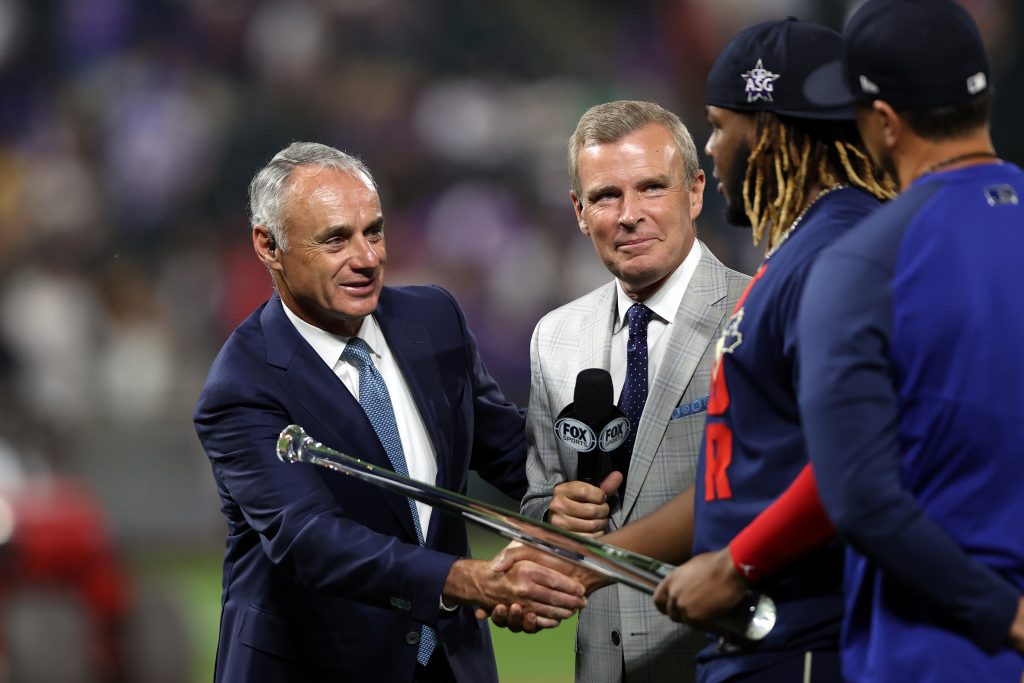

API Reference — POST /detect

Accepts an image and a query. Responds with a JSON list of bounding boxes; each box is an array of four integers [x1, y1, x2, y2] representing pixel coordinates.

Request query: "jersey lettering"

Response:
[[705, 422, 734, 500]]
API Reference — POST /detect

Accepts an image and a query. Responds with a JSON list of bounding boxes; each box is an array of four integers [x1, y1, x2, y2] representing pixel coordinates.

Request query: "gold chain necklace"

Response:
[[765, 185, 848, 260]]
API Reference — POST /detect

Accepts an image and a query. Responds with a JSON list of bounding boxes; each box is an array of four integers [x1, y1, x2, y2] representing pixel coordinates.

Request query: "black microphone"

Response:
[[553, 369, 631, 485]]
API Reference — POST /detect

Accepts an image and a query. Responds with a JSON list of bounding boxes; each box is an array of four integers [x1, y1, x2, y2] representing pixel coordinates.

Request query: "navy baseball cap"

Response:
[[705, 17, 853, 120], [805, 0, 991, 110]]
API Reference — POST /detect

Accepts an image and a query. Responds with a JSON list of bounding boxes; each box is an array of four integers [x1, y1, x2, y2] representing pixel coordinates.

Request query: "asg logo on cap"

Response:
[[742, 59, 780, 103]]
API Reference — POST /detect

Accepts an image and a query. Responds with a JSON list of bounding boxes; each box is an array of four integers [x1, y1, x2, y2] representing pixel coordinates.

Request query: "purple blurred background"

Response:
[[0, 0, 1019, 678]]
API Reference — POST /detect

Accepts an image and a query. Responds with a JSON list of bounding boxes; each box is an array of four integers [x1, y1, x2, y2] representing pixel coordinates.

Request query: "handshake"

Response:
[[463, 472, 628, 634]]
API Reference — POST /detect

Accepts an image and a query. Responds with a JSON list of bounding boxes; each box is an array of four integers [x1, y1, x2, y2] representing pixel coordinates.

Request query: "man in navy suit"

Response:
[[194, 141, 586, 682]]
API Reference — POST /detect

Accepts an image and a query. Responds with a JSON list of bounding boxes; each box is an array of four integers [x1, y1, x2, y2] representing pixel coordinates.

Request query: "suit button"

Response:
[[406, 631, 420, 645], [611, 630, 621, 646]]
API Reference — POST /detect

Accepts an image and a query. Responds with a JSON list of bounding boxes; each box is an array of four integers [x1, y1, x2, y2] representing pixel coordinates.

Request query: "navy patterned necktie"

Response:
[[614, 303, 654, 490], [342, 337, 437, 665]]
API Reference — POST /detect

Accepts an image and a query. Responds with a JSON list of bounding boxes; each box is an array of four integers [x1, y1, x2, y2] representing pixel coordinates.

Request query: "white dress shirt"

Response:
[[281, 301, 438, 536], [610, 240, 702, 401]]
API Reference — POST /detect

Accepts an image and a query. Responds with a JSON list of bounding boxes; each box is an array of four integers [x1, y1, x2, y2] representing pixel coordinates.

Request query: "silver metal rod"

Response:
[[278, 423, 670, 593], [276, 424, 775, 640]]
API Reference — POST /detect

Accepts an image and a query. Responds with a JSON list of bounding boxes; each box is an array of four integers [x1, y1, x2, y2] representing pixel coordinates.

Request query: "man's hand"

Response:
[[481, 602, 552, 633], [548, 471, 623, 537], [444, 544, 586, 633], [476, 542, 613, 632], [653, 547, 749, 625], [473, 544, 576, 633], [490, 542, 610, 596]]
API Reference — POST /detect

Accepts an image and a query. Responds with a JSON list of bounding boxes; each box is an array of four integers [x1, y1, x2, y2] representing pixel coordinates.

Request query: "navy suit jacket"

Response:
[[194, 285, 527, 682]]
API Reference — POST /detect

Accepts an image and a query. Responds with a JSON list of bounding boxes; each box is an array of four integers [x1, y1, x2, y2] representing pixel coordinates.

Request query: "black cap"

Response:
[[805, 0, 991, 111], [705, 17, 853, 120]]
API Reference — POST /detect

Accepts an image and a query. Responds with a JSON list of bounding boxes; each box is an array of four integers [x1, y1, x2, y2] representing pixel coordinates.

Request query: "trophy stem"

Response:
[[276, 424, 775, 640]]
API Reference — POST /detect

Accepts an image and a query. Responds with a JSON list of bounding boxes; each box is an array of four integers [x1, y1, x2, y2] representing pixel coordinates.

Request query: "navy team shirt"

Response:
[[799, 163, 1024, 682], [693, 187, 882, 681]]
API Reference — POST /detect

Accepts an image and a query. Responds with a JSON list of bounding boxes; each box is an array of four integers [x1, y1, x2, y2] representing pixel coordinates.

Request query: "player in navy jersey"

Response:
[[650, 18, 895, 683], [798, 1, 1024, 681]]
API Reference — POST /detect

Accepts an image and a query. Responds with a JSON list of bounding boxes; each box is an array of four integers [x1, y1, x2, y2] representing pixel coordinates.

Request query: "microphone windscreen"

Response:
[[574, 368, 614, 427]]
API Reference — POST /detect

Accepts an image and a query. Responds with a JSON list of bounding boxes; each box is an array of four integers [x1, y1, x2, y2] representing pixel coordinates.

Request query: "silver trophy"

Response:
[[277, 424, 775, 641]]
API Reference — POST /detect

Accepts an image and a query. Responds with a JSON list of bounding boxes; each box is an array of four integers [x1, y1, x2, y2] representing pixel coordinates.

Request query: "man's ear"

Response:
[[570, 190, 589, 235], [253, 226, 282, 271], [689, 169, 706, 219], [874, 100, 901, 150]]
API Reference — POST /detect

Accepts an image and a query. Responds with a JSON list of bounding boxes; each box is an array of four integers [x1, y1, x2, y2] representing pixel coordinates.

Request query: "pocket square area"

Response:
[[672, 395, 710, 420]]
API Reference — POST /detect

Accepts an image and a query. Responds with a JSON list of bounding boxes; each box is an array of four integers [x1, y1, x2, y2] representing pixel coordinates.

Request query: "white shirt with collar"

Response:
[[610, 239, 702, 400], [280, 301, 438, 536]]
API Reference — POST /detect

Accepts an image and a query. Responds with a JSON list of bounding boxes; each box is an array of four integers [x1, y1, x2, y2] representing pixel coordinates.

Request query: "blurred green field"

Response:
[[138, 526, 576, 683]]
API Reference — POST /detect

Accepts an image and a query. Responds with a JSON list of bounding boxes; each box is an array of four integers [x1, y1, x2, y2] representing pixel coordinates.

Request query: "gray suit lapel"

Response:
[[550, 283, 618, 411], [618, 244, 729, 520], [578, 283, 617, 374]]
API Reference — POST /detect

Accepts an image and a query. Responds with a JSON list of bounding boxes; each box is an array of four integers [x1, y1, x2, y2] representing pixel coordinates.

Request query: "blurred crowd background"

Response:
[[0, 0, 1020, 680]]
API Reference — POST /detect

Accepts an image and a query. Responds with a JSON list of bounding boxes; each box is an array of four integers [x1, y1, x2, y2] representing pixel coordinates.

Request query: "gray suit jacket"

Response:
[[521, 243, 749, 683]]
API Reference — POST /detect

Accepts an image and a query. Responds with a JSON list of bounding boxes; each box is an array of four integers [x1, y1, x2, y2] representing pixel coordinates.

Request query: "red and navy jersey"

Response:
[[693, 187, 882, 680], [799, 163, 1024, 682]]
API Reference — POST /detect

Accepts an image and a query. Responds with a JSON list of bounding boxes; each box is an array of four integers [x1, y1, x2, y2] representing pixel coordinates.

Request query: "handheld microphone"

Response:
[[553, 369, 631, 485]]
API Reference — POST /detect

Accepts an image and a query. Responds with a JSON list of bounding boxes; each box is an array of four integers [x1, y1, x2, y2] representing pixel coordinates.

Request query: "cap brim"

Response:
[[804, 60, 857, 109]]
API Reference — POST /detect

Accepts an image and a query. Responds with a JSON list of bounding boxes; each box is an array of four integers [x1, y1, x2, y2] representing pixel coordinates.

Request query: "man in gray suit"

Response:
[[519, 100, 748, 682]]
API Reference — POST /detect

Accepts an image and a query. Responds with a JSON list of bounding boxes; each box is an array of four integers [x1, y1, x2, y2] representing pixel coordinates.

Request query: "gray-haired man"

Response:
[[195, 141, 586, 683]]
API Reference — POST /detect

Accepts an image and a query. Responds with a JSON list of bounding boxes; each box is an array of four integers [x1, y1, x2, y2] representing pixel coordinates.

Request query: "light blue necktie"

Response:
[[342, 337, 437, 665], [614, 303, 653, 492]]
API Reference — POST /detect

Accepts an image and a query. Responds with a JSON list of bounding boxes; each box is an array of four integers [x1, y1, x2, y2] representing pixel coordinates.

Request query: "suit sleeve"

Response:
[[798, 250, 1019, 652], [520, 319, 564, 520], [195, 376, 456, 627]]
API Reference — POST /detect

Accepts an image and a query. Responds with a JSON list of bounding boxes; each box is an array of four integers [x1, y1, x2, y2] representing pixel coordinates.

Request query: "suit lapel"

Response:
[[374, 291, 455, 546], [545, 284, 617, 424], [375, 315, 452, 486], [579, 284, 617, 374], [262, 295, 419, 541], [619, 244, 729, 520]]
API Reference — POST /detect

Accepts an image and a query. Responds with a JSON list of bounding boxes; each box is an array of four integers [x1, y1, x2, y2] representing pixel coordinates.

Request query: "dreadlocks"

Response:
[[743, 112, 897, 250]]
